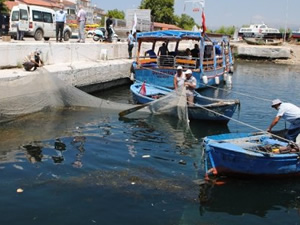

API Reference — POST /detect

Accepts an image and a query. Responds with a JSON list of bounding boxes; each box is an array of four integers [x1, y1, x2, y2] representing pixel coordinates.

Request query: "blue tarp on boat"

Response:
[[137, 30, 202, 40]]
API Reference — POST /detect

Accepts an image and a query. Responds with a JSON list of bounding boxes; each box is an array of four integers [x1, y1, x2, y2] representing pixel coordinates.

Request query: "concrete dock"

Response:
[[0, 40, 134, 92]]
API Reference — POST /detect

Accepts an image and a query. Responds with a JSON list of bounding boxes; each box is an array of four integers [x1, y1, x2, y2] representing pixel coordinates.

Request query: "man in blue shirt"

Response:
[[55, 5, 66, 42], [127, 31, 134, 59]]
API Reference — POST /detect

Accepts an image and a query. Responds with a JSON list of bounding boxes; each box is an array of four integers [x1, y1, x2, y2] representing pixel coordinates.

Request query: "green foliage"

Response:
[[279, 27, 292, 34], [0, 0, 9, 14], [107, 9, 125, 19], [140, 0, 176, 24], [213, 26, 236, 35], [177, 14, 196, 30]]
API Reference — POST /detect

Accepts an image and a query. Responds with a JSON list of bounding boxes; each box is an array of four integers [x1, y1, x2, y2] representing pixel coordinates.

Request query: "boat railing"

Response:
[[203, 57, 223, 71], [157, 55, 175, 67], [175, 56, 198, 69]]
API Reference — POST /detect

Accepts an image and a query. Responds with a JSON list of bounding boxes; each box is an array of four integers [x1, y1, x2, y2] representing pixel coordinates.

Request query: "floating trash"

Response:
[[17, 188, 23, 193]]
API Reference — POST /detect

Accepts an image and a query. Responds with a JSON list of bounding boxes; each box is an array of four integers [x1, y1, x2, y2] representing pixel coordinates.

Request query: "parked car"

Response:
[[9, 4, 72, 41]]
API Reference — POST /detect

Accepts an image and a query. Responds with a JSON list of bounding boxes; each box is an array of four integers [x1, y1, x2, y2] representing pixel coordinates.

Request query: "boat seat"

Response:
[[139, 58, 157, 64]]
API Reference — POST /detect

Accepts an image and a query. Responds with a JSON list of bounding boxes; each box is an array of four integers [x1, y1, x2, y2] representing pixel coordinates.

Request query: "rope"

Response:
[[193, 102, 291, 142], [136, 65, 273, 103], [203, 84, 273, 103]]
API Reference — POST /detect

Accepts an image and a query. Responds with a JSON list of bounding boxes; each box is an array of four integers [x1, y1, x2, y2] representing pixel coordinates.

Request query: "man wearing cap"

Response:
[[267, 99, 300, 142], [184, 69, 197, 105], [174, 66, 186, 89]]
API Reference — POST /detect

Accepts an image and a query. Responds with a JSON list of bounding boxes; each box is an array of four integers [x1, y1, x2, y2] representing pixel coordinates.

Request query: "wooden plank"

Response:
[[176, 58, 196, 65], [138, 58, 157, 64]]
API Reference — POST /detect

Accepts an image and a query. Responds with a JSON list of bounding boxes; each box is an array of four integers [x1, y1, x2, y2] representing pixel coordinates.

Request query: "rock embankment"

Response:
[[232, 42, 300, 65]]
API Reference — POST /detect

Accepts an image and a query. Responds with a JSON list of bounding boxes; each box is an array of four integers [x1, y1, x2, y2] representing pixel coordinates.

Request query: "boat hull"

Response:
[[204, 132, 300, 177], [133, 66, 225, 90], [131, 82, 238, 123]]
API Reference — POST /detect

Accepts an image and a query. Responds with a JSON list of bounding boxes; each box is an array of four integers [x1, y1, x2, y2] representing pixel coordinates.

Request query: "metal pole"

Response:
[[284, 0, 289, 42]]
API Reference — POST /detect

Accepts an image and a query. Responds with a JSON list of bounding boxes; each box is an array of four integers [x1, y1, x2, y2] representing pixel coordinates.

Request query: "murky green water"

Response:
[[1, 61, 300, 224]]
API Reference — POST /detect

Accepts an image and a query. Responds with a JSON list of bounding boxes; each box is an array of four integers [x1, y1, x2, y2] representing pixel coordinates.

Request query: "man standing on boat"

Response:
[[184, 69, 196, 106], [267, 99, 300, 142], [157, 42, 168, 56], [174, 66, 185, 90]]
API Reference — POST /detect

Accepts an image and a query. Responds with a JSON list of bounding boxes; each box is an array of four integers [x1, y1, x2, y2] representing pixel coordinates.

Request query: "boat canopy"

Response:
[[136, 30, 203, 42]]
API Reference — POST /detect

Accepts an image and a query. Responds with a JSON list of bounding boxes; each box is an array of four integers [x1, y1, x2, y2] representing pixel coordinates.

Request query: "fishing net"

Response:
[[147, 85, 189, 125], [0, 69, 133, 123]]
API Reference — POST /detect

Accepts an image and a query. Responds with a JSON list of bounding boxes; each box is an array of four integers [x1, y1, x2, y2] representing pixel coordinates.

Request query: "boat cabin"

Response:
[[238, 23, 283, 39], [132, 30, 233, 89], [135, 31, 226, 72]]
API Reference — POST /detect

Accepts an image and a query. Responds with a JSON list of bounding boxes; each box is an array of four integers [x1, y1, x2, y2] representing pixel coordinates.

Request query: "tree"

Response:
[[214, 26, 235, 36], [0, 0, 8, 14], [140, 0, 176, 24], [177, 14, 196, 30], [107, 9, 125, 19]]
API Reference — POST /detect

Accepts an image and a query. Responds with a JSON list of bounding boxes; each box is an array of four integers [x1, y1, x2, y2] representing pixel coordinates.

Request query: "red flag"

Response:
[[139, 82, 146, 96], [202, 10, 207, 33]]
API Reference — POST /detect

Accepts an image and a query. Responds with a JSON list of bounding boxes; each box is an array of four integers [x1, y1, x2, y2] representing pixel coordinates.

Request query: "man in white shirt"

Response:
[[267, 99, 300, 141], [55, 5, 66, 42], [184, 69, 197, 106]]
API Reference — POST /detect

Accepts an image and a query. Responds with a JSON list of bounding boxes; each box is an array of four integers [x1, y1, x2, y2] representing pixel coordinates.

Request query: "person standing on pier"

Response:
[[127, 31, 134, 59], [55, 4, 66, 42], [106, 15, 113, 42], [77, 5, 87, 43], [267, 99, 300, 142]]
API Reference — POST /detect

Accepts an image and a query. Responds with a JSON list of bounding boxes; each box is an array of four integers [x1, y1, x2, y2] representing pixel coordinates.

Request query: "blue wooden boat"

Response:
[[131, 30, 234, 89], [130, 81, 239, 123], [203, 132, 300, 177]]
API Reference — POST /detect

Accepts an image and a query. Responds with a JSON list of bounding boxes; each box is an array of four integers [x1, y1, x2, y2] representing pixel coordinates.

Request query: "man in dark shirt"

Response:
[[106, 16, 113, 40], [191, 44, 200, 58], [157, 43, 168, 56]]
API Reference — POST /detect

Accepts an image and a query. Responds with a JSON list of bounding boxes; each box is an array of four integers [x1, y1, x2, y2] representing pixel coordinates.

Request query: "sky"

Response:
[[92, 0, 300, 30]]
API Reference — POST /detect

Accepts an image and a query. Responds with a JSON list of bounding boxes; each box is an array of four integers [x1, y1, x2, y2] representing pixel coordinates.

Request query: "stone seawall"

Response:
[[231, 42, 299, 64], [0, 41, 130, 68], [0, 41, 134, 93]]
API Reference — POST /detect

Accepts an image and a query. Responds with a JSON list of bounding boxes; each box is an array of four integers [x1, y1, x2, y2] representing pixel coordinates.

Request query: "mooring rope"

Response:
[[203, 84, 273, 102], [136, 65, 273, 102]]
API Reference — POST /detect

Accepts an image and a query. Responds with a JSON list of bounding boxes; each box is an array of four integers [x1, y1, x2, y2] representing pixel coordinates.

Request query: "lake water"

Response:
[[1, 61, 300, 225]]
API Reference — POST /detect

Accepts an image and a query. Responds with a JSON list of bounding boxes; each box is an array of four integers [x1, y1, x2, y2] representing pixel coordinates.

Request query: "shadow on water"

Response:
[[199, 179, 300, 217], [176, 179, 300, 225], [0, 107, 117, 162]]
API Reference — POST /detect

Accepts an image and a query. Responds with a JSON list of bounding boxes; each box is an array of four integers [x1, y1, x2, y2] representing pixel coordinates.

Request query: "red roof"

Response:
[[5, 0, 76, 10], [24, 0, 60, 8], [4, 1, 19, 11], [153, 22, 182, 30], [11, 0, 61, 8]]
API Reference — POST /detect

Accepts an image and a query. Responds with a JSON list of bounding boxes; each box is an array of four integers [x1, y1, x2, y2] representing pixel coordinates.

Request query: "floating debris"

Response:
[[179, 160, 186, 165], [13, 164, 24, 170], [17, 188, 23, 193]]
